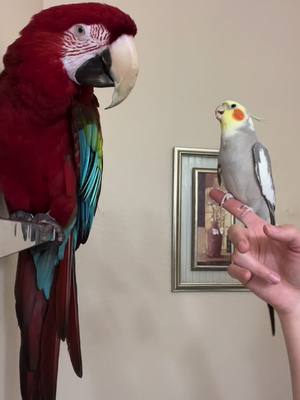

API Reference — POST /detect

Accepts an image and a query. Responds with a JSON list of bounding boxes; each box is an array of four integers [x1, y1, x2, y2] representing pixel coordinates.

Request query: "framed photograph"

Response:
[[172, 147, 245, 291]]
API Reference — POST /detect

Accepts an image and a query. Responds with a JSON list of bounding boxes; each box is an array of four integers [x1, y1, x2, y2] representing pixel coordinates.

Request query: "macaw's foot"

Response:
[[33, 213, 64, 243], [10, 211, 34, 223], [220, 193, 234, 208], [10, 211, 64, 244]]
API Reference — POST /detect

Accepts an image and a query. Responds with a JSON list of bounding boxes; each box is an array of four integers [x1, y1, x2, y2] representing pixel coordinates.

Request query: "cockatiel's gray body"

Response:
[[215, 100, 276, 334]]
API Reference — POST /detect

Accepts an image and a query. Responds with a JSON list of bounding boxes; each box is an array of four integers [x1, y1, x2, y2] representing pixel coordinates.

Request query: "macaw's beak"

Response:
[[75, 34, 138, 109]]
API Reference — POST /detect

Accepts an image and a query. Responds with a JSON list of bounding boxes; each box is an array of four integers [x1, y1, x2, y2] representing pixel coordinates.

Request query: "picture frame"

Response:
[[172, 147, 246, 291]]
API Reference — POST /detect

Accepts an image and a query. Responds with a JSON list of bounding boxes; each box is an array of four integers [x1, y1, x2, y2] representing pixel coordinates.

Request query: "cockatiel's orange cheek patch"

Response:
[[232, 109, 245, 121]]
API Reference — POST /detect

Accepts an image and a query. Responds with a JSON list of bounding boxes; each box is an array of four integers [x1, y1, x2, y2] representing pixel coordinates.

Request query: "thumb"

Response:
[[263, 224, 300, 251]]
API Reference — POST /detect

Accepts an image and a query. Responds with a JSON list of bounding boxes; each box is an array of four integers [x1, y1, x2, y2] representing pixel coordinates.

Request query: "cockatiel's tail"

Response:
[[215, 100, 276, 335], [0, 3, 138, 399]]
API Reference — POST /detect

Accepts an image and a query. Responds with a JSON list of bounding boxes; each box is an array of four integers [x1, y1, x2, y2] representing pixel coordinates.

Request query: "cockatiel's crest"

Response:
[[0, 3, 138, 399]]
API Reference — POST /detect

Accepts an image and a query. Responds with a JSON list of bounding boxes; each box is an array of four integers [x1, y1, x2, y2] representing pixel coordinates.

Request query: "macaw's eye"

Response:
[[76, 25, 85, 35], [231, 104, 237, 109], [75, 25, 86, 36]]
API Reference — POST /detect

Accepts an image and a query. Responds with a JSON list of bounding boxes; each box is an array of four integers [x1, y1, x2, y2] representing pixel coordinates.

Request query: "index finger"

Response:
[[209, 188, 264, 228]]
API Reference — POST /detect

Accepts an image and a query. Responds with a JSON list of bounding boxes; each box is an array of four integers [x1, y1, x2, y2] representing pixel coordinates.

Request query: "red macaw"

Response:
[[0, 3, 138, 399]]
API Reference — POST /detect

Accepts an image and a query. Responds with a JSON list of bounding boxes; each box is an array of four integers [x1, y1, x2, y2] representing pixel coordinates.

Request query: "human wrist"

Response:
[[278, 304, 300, 328], [277, 304, 300, 400]]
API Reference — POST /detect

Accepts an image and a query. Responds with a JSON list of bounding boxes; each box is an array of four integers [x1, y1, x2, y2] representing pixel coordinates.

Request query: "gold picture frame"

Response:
[[172, 147, 245, 291]]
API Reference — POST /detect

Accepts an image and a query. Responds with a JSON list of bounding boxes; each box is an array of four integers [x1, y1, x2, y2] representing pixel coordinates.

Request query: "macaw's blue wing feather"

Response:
[[72, 96, 103, 247], [31, 94, 102, 312], [31, 221, 75, 299]]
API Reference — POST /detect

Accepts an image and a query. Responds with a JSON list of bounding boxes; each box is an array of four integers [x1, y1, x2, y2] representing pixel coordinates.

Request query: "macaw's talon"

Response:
[[10, 211, 36, 241], [33, 213, 65, 244], [220, 193, 234, 208], [10, 210, 34, 222]]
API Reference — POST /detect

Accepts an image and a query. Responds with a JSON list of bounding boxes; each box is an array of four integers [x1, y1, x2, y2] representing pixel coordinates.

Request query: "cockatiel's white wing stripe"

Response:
[[252, 143, 276, 209]]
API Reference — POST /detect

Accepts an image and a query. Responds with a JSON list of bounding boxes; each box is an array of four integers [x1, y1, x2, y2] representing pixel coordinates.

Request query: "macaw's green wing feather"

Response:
[[71, 96, 103, 247]]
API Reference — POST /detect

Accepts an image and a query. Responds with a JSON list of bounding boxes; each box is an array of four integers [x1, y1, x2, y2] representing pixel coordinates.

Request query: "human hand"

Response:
[[210, 189, 300, 317]]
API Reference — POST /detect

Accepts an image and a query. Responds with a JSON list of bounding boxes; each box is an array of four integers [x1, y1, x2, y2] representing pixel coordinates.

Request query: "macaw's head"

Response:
[[215, 100, 255, 135], [3, 3, 138, 109]]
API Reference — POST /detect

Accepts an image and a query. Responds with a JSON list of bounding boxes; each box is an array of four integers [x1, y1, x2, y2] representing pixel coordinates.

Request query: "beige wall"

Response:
[[1, 0, 300, 398], [0, 0, 42, 67]]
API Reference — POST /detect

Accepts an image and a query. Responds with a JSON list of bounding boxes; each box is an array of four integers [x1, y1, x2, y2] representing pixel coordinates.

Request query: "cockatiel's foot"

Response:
[[10, 211, 64, 243], [220, 193, 234, 208], [238, 204, 254, 218], [33, 213, 64, 243]]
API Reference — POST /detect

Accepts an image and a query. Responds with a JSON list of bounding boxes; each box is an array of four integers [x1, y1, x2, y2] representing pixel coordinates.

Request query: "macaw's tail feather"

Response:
[[66, 260, 83, 377], [56, 238, 73, 341], [15, 251, 48, 399], [56, 235, 82, 377], [38, 281, 60, 400], [15, 240, 82, 400]]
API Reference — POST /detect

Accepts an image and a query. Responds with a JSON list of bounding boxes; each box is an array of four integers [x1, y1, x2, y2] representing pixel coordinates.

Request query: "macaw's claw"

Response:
[[10, 211, 34, 223], [33, 213, 65, 243], [10, 211, 64, 244], [10, 211, 35, 241]]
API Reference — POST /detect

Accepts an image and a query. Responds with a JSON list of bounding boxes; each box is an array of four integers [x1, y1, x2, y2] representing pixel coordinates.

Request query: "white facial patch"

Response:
[[61, 24, 110, 83]]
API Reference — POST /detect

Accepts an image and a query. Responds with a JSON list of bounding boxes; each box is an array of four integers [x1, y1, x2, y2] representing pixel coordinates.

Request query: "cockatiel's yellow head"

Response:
[[215, 100, 254, 134]]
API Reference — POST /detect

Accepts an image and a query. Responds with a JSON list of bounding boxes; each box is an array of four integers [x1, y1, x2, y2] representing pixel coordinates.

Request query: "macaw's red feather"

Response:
[[39, 281, 61, 400], [16, 246, 83, 399], [21, 3, 137, 43], [67, 260, 83, 377], [55, 233, 82, 376], [24, 292, 47, 371], [55, 237, 72, 340], [15, 252, 47, 370], [19, 348, 36, 399], [16, 251, 47, 398]]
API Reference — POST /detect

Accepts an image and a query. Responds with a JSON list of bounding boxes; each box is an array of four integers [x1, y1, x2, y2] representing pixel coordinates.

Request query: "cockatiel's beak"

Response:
[[75, 34, 138, 109], [215, 104, 226, 121]]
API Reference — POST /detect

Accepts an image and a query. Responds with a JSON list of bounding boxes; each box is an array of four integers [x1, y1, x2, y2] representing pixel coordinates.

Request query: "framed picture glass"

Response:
[[172, 147, 245, 291]]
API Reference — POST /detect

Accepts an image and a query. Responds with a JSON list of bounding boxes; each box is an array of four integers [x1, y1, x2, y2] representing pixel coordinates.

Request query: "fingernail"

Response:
[[269, 273, 280, 284], [238, 239, 248, 251]]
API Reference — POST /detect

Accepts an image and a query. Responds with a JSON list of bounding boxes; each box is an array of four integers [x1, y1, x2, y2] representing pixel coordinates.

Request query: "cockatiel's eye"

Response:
[[73, 24, 89, 40], [231, 104, 237, 109]]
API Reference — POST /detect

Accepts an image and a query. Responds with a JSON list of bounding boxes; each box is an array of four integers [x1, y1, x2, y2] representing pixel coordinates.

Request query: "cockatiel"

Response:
[[215, 100, 276, 334], [0, 3, 138, 399]]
